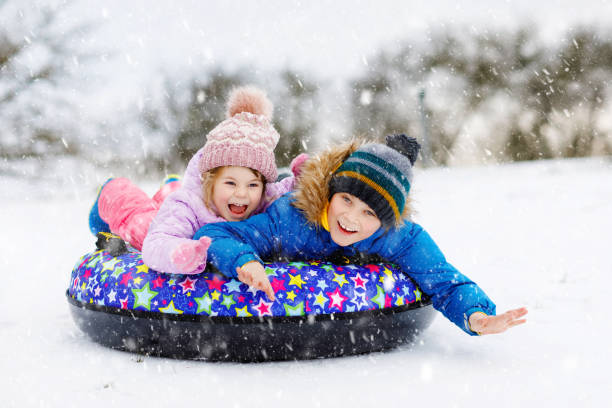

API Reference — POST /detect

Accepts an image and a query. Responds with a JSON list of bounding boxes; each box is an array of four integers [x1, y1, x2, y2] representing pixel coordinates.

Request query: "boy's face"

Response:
[[212, 166, 264, 222], [327, 192, 381, 246]]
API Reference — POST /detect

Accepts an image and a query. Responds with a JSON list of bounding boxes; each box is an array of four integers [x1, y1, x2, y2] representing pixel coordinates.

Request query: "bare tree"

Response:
[[349, 24, 612, 164], [271, 70, 319, 167], [140, 71, 243, 170], [0, 1, 92, 160]]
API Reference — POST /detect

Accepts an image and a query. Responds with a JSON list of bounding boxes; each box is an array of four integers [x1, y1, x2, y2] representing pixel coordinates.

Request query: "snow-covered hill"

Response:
[[1, 157, 610, 407]]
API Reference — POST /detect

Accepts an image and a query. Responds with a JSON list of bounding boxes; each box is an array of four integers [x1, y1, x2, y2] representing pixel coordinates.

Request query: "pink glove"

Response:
[[170, 236, 211, 274], [290, 153, 309, 178]]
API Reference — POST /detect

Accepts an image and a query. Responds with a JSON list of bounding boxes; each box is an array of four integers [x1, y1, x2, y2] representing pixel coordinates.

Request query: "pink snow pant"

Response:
[[98, 178, 180, 250]]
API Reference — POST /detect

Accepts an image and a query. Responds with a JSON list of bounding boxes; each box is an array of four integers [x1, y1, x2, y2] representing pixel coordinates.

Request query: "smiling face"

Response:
[[210, 166, 265, 222], [327, 192, 382, 246]]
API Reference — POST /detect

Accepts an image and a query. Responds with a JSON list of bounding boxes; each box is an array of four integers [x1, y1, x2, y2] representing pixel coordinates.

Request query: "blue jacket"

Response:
[[195, 194, 496, 335]]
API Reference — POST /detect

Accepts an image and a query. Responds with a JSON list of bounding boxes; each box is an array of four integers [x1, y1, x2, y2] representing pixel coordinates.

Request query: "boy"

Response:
[[195, 135, 527, 335]]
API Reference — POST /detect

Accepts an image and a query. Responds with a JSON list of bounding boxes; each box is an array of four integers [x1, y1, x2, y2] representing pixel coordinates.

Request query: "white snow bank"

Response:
[[1, 157, 610, 407]]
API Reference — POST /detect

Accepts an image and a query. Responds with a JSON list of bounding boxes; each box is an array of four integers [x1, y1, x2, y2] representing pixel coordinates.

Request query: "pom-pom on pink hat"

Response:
[[199, 86, 279, 182]]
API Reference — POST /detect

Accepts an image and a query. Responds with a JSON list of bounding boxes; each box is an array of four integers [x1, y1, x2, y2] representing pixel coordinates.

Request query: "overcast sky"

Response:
[[54, 0, 612, 112]]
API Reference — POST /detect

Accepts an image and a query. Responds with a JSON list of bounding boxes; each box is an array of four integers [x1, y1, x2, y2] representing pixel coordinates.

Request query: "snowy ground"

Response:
[[1, 157, 610, 407]]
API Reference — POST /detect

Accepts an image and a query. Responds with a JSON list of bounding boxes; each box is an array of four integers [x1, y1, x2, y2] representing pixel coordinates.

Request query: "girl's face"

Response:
[[211, 166, 264, 222], [327, 192, 381, 246]]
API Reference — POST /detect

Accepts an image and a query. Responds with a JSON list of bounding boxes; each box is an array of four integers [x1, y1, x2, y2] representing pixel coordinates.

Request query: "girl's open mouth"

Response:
[[229, 204, 248, 216]]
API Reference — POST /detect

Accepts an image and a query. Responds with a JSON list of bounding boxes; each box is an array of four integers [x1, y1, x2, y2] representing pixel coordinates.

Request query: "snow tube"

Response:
[[66, 240, 435, 362]]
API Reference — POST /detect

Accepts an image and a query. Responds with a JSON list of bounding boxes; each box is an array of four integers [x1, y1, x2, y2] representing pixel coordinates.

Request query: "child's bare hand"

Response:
[[469, 307, 528, 335], [236, 262, 275, 301]]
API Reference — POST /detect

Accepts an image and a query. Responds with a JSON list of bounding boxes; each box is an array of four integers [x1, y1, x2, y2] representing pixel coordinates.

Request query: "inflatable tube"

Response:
[[67, 246, 435, 362]]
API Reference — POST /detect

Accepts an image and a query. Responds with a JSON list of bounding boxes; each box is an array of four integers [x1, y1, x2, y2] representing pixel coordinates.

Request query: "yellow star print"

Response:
[[414, 288, 422, 302], [235, 306, 252, 317], [136, 264, 149, 274], [314, 292, 327, 308], [288, 273, 305, 289], [159, 300, 183, 314], [333, 273, 348, 288]]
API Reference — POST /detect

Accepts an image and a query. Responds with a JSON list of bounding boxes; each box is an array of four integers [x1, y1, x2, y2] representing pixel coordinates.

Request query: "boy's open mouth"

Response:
[[337, 220, 358, 235], [228, 204, 248, 216]]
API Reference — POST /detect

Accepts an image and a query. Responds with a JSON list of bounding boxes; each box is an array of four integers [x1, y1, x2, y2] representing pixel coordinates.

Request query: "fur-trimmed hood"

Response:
[[292, 139, 413, 228]]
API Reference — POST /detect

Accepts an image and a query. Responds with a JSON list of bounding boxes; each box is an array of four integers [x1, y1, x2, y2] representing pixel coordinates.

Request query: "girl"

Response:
[[195, 134, 527, 336], [89, 86, 307, 282]]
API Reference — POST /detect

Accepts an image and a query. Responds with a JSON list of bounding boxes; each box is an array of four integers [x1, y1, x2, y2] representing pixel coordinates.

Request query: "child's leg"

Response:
[[98, 178, 160, 251], [89, 179, 113, 235], [152, 174, 181, 205]]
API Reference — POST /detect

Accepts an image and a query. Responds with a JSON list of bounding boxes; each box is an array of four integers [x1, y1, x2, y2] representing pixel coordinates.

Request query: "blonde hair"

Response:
[[201, 166, 266, 213]]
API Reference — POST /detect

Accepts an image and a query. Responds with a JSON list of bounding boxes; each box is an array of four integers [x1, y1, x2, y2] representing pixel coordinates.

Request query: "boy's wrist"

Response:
[[468, 311, 488, 335], [240, 260, 262, 269], [235, 254, 262, 276]]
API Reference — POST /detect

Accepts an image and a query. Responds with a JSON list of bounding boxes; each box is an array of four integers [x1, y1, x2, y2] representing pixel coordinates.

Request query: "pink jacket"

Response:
[[141, 147, 295, 275]]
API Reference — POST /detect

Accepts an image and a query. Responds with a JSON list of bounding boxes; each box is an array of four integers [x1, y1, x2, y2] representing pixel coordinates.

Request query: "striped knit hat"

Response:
[[329, 134, 420, 228], [199, 86, 279, 182]]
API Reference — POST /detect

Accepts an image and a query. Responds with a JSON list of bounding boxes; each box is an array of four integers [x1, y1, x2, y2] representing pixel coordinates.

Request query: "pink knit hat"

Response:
[[199, 86, 279, 182]]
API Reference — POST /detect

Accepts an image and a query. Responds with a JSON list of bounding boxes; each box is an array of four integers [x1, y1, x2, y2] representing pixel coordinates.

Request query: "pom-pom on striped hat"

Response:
[[329, 134, 421, 228], [200, 86, 279, 182]]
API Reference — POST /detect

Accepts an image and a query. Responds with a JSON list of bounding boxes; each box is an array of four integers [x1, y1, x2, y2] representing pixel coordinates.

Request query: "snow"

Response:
[[1, 156, 610, 406]]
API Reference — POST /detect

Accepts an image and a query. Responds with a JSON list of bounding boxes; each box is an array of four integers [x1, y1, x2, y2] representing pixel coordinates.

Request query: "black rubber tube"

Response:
[[67, 291, 435, 362]]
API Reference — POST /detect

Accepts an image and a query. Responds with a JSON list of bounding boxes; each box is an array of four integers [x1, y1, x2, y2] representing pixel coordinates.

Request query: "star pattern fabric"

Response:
[[68, 248, 425, 318], [132, 283, 158, 311]]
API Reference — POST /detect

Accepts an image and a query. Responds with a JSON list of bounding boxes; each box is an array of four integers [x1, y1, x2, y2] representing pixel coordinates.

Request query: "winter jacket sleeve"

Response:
[[361, 222, 497, 335], [194, 201, 288, 277], [198, 218, 269, 278], [142, 190, 211, 275]]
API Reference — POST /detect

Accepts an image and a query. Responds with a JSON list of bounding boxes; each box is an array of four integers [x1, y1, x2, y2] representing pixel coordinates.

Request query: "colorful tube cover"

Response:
[[67, 247, 427, 317]]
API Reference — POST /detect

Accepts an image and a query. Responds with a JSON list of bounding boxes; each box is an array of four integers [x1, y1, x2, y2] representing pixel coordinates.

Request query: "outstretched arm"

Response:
[[364, 222, 498, 335], [195, 217, 273, 278]]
